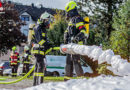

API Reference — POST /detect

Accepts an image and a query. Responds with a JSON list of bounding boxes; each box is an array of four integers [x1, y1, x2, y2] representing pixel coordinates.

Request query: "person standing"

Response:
[[22, 45, 31, 76], [64, 1, 89, 80], [31, 12, 52, 86], [9, 46, 20, 77]]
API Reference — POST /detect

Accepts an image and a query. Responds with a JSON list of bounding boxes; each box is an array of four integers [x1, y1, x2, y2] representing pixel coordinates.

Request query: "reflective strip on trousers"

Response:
[[32, 50, 45, 55], [34, 73, 44, 77], [22, 73, 26, 75], [78, 41, 83, 45], [12, 73, 17, 75], [64, 76, 71, 79]]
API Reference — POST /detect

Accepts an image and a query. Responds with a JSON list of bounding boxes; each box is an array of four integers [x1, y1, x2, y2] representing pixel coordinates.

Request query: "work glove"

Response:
[[75, 32, 85, 42], [64, 31, 69, 44]]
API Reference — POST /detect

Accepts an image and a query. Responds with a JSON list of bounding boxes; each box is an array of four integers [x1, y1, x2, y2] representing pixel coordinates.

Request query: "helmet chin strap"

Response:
[[67, 8, 79, 18], [40, 20, 50, 29]]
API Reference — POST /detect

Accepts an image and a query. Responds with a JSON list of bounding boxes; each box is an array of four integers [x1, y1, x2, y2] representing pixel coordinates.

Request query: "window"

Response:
[[21, 15, 30, 21], [21, 29, 28, 36]]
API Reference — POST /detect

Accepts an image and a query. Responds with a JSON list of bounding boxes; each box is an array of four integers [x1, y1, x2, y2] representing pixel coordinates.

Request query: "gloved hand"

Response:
[[64, 31, 69, 44], [75, 32, 85, 42]]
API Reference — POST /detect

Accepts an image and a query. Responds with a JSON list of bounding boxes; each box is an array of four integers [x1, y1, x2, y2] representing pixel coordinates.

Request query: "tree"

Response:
[[0, 1, 26, 55], [76, 0, 124, 45], [47, 11, 67, 55], [110, 0, 130, 61]]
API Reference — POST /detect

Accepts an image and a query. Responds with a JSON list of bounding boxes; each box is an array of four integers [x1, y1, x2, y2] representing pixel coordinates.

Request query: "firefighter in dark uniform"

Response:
[[9, 46, 20, 77], [64, 1, 89, 79], [31, 12, 52, 86], [22, 45, 31, 76]]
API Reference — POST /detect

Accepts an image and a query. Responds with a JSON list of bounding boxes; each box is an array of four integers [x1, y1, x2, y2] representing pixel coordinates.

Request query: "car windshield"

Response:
[[0, 62, 10, 69], [0, 62, 4, 66]]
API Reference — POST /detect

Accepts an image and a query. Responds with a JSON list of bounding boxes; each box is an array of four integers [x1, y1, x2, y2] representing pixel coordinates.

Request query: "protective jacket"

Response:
[[64, 15, 86, 45], [23, 50, 31, 64], [31, 24, 51, 55], [22, 50, 31, 76], [9, 51, 20, 65], [64, 11, 85, 78], [31, 23, 52, 86]]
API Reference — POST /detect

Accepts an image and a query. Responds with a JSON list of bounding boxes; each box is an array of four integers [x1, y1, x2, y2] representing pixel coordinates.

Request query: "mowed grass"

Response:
[[0, 76, 89, 82]]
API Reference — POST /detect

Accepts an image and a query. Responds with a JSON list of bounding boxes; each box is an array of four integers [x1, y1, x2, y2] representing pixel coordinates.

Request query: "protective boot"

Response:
[[22, 64, 26, 76], [33, 76, 38, 86], [33, 55, 44, 86], [73, 55, 83, 76], [11, 66, 15, 77], [33, 59, 38, 86], [64, 54, 73, 81]]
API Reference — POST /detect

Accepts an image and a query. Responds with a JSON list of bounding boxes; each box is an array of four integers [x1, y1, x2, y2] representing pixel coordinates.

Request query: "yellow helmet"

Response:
[[65, 1, 77, 12], [12, 46, 17, 51]]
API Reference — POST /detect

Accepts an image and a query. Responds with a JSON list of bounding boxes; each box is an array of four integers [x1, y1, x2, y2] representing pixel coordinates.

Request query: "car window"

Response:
[[0, 62, 4, 66], [3, 62, 10, 69]]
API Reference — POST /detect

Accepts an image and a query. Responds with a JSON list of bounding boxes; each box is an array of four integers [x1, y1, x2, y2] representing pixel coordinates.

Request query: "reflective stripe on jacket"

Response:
[[64, 16, 86, 43], [31, 24, 51, 55], [10, 51, 19, 65]]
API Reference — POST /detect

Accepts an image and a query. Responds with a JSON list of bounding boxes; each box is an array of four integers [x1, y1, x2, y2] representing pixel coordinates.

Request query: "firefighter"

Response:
[[64, 1, 89, 80], [31, 12, 52, 86], [28, 24, 35, 48], [22, 45, 31, 76], [9, 46, 20, 77]]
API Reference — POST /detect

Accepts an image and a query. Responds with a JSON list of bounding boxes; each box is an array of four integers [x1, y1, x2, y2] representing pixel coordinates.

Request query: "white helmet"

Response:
[[24, 45, 29, 51], [29, 24, 35, 29], [40, 12, 50, 20]]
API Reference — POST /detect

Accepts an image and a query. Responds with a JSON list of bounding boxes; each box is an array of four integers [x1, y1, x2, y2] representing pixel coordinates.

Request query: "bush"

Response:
[[47, 11, 67, 55], [110, 0, 130, 61], [97, 63, 114, 75]]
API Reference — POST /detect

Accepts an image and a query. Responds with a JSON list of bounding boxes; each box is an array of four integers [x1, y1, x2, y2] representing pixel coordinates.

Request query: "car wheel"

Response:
[[52, 71, 60, 77], [0, 70, 3, 76]]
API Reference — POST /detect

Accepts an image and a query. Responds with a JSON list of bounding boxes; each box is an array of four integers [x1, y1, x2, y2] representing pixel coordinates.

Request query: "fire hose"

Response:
[[0, 47, 60, 84], [0, 65, 35, 84], [60, 43, 130, 76]]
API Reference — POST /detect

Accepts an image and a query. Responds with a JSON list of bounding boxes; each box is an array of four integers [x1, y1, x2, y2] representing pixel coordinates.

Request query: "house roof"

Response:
[[14, 4, 56, 21]]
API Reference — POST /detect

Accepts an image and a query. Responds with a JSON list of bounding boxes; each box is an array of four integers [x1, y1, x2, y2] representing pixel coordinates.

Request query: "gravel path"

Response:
[[0, 78, 61, 90], [0, 79, 33, 90]]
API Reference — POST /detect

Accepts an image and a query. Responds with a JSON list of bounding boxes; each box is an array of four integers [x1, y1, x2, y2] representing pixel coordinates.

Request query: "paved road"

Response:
[[0, 79, 33, 90]]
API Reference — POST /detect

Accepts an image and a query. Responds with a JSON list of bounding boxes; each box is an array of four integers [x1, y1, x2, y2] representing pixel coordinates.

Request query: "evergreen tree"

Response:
[[110, 0, 130, 61], [0, 1, 26, 55]]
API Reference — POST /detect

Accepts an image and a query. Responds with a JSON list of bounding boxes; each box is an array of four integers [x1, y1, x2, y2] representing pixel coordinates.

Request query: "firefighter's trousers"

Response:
[[65, 54, 83, 77], [22, 63, 29, 76], [33, 54, 45, 86], [11, 65, 18, 77]]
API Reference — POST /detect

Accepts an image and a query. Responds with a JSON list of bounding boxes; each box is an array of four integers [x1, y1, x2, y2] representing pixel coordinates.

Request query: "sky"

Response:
[[5, 0, 70, 9]]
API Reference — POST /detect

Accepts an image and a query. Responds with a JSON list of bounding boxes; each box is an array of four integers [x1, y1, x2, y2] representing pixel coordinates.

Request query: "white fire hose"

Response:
[[60, 43, 130, 76]]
